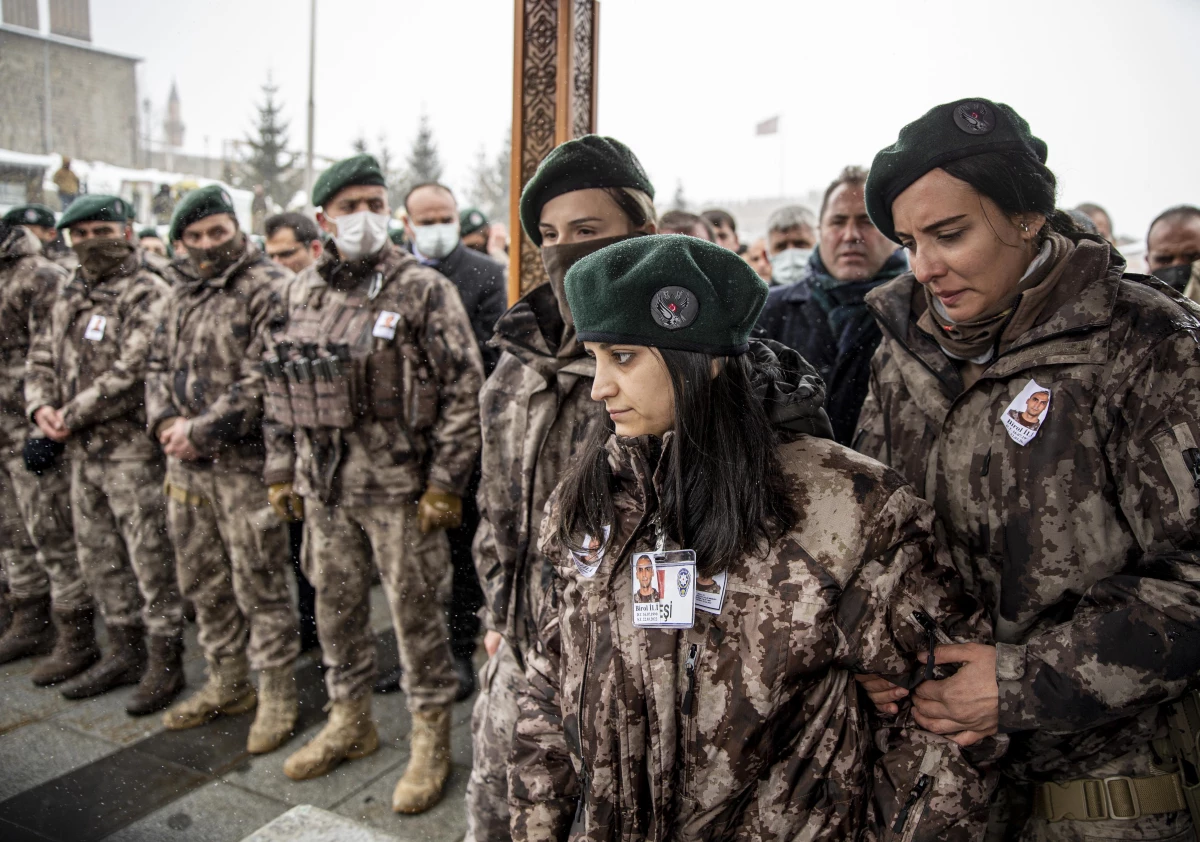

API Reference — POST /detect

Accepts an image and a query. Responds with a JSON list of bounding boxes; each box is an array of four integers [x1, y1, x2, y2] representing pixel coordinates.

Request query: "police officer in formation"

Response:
[[1, 96, 1199, 839]]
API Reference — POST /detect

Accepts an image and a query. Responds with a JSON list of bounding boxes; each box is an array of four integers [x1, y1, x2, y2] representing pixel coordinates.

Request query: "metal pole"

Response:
[[304, 0, 316, 211]]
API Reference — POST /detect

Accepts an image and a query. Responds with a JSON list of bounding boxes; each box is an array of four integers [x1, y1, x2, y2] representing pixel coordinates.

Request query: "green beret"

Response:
[[519, 135, 654, 247], [3, 203, 56, 228], [138, 227, 161, 240], [865, 97, 1048, 242], [312, 154, 387, 209], [564, 234, 767, 356], [460, 207, 488, 236], [57, 195, 131, 230], [169, 184, 238, 242]]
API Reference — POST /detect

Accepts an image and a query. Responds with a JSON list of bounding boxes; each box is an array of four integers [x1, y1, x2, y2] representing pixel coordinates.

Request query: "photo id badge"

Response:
[[632, 549, 696, 629], [694, 570, 728, 615], [1001, 379, 1051, 446], [572, 526, 610, 579], [84, 315, 106, 342], [372, 311, 400, 340]]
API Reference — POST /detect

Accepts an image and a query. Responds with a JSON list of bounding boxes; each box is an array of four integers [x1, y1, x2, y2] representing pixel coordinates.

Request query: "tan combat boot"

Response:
[[392, 707, 452, 814], [246, 665, 298, 754], [162, 653, 256, 730], [283, 695, 378, 781]]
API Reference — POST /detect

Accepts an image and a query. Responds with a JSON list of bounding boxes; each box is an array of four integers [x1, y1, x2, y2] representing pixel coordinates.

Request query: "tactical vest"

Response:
[[262, 281, 438, 437]]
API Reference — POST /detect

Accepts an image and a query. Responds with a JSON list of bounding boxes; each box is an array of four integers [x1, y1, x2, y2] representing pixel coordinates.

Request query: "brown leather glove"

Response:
[[268, 482, 305, 522], [417, 485, 462, 534]]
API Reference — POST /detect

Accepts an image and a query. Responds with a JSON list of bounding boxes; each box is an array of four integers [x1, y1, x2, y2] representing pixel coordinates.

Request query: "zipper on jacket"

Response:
[[1184, 448, 1200, 488], [980, 448, 991, 477], [891, 774, 931, 835], [681, 641, 702, 798], [891, 745, 943, 842], [909, 610, 950, 683]]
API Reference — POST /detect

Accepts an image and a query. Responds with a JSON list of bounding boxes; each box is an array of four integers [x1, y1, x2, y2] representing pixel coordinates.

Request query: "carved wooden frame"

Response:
[[508, 0, 599, 305]]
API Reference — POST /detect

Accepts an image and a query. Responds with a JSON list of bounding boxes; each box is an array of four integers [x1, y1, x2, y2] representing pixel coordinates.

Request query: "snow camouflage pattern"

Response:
[[856, 236, 1200, 822], [25, 246, 181, 634], [266, 241, 484, 503], [147, 239, 298, 671], [509, 388, 1000, 841], [146, 239, 295, 482], [302, 497, 456, 709], [467, 282, 607, 839], [0, 227, 85, 608]]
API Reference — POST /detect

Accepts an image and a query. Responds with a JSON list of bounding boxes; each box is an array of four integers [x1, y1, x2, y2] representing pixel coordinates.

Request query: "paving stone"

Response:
[[241, 804, 403, 842], [332, 761, 470, 842], [0, 721, 116, 801], [49, 683, 167, 747], [104, 780, 289, 842]]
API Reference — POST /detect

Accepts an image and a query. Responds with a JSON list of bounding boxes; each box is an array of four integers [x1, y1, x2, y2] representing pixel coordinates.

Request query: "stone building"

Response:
[[0, 0, 141, 167]]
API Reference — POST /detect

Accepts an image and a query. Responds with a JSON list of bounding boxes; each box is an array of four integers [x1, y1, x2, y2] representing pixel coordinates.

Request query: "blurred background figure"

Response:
[[658, 209, 715, 241], [765, 204, 817, 286], [1145, 205, 1200, 292], [701, 208, 741, 252], [264, 212, 323, 275], [52, 157, 80, 209], [1075, 202, 1114, 244], [745, 236, 773, 284], [459, 207, 491, 254], [137, 228, 170, 257], [153, 185, 176, 225]]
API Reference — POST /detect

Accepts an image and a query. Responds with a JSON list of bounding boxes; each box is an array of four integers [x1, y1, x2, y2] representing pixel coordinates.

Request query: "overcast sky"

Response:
[[93, 0, 1198, 241]]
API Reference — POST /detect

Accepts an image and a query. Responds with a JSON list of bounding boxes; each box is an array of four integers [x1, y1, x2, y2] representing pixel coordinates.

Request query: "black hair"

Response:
[[940, 150, 1078, 239], [1148, 204, 1200, 240], [659, 210, 716, 242], [403, 182, 455, 214], [264, 212, 320, 244], [701, 208, 736, 233], [553, 348, 798, 577], [819, 165, 869, 221]]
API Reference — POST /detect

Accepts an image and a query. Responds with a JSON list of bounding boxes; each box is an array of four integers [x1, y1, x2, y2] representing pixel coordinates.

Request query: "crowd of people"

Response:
[[1, 95, 1200, 841]]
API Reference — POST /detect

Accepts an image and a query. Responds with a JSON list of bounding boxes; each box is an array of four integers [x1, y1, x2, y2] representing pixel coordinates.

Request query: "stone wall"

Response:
[[0, 26, 139, 167]]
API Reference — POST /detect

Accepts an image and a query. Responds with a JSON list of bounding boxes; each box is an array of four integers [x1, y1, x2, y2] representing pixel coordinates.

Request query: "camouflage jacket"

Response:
[[509, 344, 997, 842], [43, 238, 79, 274], [25, 246, 169, 461], [264, 242, 484, 504], [474, 282, 608, 656], [145, 239, 293, 485], [856, 235, 1200, 782], [0, 227, 69, 449]]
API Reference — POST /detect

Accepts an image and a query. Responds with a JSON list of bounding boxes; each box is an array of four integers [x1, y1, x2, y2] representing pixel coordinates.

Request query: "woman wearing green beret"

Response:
[[854, 98, 1200, 839], [467, 134, 658, 841], [506, 234, 996, 841]]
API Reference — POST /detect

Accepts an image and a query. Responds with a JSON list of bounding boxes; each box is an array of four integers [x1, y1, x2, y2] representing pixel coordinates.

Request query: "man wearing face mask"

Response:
[[765, 204, 818, 286], [369, 183, 505, 699], [757, 166, 908, 444], [266, 154, 484, 816], [26, 195, 185, 713], [466, 134, 656, 841], [149, 186, 302, 755], [1146, 205, 1200, 299], [2, 203, 78, 272]]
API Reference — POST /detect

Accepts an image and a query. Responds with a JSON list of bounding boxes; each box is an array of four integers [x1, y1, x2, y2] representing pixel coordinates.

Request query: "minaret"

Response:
[[164, 81, 184, 149]]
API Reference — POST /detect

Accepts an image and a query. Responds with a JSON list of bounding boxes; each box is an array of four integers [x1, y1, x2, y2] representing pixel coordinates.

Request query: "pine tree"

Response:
[[240, 76, 300, 208], [465, 129, 511, 220], [671, 180, 688, 211], [402, 114, 443, 195], [351, 135, 369, 154], [377, 133, 406, 210]]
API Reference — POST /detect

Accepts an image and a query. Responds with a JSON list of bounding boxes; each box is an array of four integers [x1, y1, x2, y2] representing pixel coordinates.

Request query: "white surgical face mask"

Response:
[[412, 222, 460, 261], [332, 210, 390, 261], [770, 247, 812, 285]]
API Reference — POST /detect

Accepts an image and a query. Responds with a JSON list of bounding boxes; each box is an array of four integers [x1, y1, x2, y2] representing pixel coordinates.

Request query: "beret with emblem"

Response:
[[312, 153, 387, 209], [519, 135, 655, 247], [57, 194, 131, 230], [169, 184, 239, 241], [459, 207, 488, 237], [564, 234, 768, 356], [865, 97, 1048, 243], [3, 203, 56, 229]]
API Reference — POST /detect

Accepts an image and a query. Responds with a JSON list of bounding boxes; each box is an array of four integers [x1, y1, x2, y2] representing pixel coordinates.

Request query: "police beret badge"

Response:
[[650, 286, 698, 330], [953, 101, 995, 135], [24, 209, 37, 223]]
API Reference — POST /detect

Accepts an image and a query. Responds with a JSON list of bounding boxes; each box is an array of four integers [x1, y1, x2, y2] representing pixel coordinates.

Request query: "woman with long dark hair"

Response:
[[854, 98, 1200, 840], [507, 234, 995, 841]]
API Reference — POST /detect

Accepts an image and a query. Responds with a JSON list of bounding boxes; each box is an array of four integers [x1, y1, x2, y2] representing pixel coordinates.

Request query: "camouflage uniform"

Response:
[[856, 235, 1200, 839], [43, 238, 79, 274], [25, 248, 182, 637], [0, 227, 86, 610], [146, 240, 298, 671], [265, 241, 484, 709], [509, 344, 998, 841], [466, 282, 608, 842]]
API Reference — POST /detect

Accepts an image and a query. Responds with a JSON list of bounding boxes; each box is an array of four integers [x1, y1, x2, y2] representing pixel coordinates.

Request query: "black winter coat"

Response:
[[416, 243, 507, 375]]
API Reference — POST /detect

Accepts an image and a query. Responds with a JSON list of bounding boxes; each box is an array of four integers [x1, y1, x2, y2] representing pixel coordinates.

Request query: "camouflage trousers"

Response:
[[0, 452, 88, 608], [303, 497, 456, 711], [465, 640, 524, 842], [71, 459, 182, 635], [165, 466, 298, 671]]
